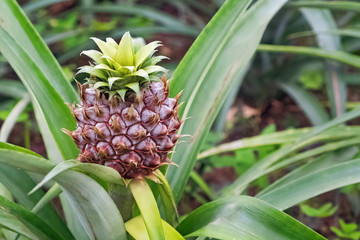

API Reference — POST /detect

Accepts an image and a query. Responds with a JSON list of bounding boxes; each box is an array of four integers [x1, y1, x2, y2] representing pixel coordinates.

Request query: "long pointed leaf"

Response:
[[259, 158, 360, 211], [258, 44, 360, 68], [56, 171, 127, 240], [257, 146, 359, 198], [0, 26, 78, 160], [177, 196, 325, 240], [300, 6, 345, 117], [280, 82, 329, 125], [0, 0, 78, 103], [289, 1, 360, 12], [224, 107, 360, 195], [0, 196, 66, 240], [167, 0, 288, 204]]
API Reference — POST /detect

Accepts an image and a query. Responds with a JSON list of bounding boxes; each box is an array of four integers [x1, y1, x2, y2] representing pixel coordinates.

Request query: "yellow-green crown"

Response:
[[77, 32, 168, 99]]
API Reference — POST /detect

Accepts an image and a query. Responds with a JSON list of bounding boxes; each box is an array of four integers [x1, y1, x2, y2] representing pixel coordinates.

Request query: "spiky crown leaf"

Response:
[[77, 32, 168, 99]]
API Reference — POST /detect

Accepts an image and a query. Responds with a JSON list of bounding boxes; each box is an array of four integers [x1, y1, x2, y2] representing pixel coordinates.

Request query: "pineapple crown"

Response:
[[77, 32, 168, 100]]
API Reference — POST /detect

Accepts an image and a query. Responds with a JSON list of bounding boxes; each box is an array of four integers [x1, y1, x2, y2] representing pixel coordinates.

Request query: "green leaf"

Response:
[[126, 82, 140, 94], [0, 94, 30, 142], [93, 81, 109, 89], [125, 216, 184, 240], [135, 41, 161, 70], [259, 158, 360, 210], [0, 143, 54, 175], [91, 37, 116, 59], [0, 24, 78, 161], [32, 184, 63, 214], [190, 171, 212, 199], [81, 50, 103, 63], [177, 196, 325, 240], [108, 77, 123, 89], [108, 183, 133, 222], [116, 32, 134, 66], [0, 196, 65, 240], [0, 0, 78, 103], [300, 203, 338, 218], [257, 146, 359, 198], [258, 44, 360, 68], [166, 0, 288, 204], [289, 1, 360, 12], [0, 144, 127, 239], [153, 170, 179, 227], [199, 126, 360, 159], [130, 180, 164, 240], [33, 102, 64, 163], [300, 5, 345, 117], [264, 137, 360, 175], [30, 160, 124, 194], [331, 219, 360, 240], [340, 219, 358, 233], [223, 107, 360, 196], [128, 69, 150, 81], [78, 65, 107, 79], [280, 83, 329, 126], [80, 4, 200, 36], [289, 29, 360, 40], [0, 144, 74, 239], [0, 79, 27, 98], [23, 0, 67, 13], [56, 171, 127, 240]]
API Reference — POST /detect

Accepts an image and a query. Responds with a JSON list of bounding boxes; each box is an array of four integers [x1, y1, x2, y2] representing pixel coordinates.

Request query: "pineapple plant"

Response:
[[63, 32, 182, 179]]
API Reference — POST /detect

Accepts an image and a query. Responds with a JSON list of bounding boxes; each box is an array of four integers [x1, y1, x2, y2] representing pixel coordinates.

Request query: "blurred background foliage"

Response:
[[2, 0, 360, 239]]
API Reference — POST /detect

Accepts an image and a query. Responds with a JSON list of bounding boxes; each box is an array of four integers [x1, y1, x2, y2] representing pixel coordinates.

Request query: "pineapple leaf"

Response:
[[108, 91, 117, 99], [101, 55, 122, 70], [31, 184, 62, 214], [149, 76, 161, 82], [117, 90, 127, 101], [81, 50, 103, 64], [29, 160, 124, 195], [108, 77, 123, 90], [77, 65, 107, 79], [94, 63, 116, 72], [129, 69, 150, 81], [132, 37, 146, 52], [91, 37, 116, 59], [135, 41, 161, 70], [115, 32, 134, 66], [0, 196, 66, 240], [93, 81, 109, 89], [143, 66, 167, 74], [177, 196, 325, 240], [153, 170, 179, 227], [115, 67, 132, 76], [143, 55, 169, 67], [166, 0, 288, 203], [106, 37, 118, 48], [125, 82, 140, 94]]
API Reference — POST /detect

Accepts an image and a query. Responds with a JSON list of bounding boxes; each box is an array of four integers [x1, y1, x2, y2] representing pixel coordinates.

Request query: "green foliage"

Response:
[[299, 69, 324, 90], [300, 202, 338, 218], [331, 220, 360, 240]]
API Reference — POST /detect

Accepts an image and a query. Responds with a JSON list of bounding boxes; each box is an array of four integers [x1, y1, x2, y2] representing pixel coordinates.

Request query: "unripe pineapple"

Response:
[[64, 32, 182, 179]]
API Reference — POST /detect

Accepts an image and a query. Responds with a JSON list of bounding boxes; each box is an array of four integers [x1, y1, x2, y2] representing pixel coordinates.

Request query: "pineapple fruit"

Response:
[[64, 32, 182, 179]]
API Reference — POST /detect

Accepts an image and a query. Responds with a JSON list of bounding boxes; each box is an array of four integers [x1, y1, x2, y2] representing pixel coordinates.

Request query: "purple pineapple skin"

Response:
[[65, 78, 182, 179]]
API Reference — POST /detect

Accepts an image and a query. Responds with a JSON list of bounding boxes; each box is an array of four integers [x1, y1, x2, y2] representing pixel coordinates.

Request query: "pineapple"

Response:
[[64, 32, 182, 179]]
